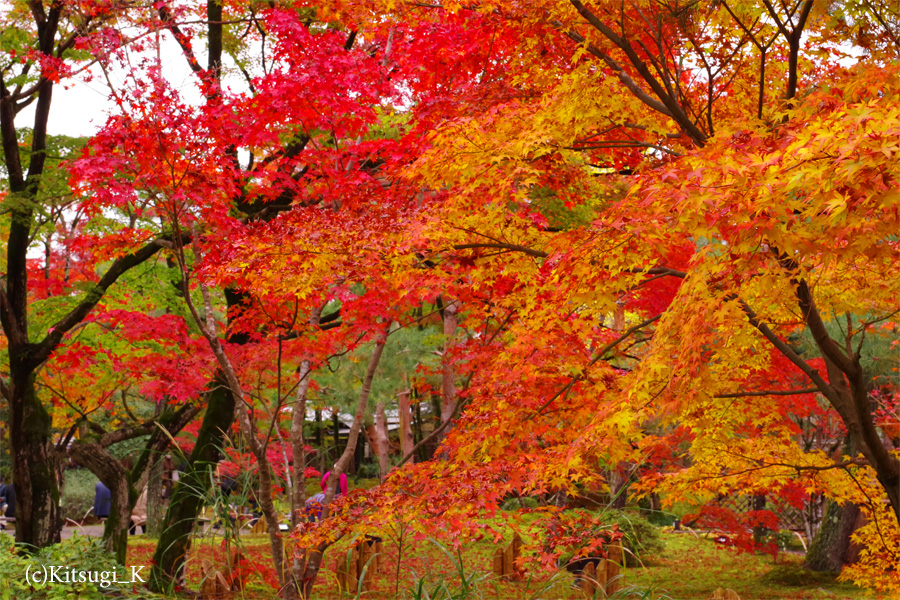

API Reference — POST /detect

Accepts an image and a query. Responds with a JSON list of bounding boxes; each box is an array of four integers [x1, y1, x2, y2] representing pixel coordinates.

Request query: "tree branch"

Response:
[[567, 0, 708, 145], [31, 234, 188, 367], [396, 391, 465, 469], [714, 388, 819, 398], [735, 297, 844, 412], [563, 28, 673, 118], [453, 242, 547, 258], [158, 4, 205, 76], [531, 313, 662, 417]]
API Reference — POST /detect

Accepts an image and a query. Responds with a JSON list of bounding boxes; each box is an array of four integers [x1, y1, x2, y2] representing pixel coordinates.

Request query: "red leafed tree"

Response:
[[202, 1, 899, 592], [5, 0, 898, 596], [0, 2, 195, 548], [69, 2, 424, 595], [45, 309, 203, 564]]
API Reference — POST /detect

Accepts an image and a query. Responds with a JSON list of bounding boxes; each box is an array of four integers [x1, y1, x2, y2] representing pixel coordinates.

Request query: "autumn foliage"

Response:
[[1, 0, 899, 596]]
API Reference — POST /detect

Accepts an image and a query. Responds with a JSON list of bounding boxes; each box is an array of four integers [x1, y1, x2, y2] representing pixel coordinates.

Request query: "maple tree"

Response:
[[62, 1, 424, 594], [0, 0, 193, 548], [2, 0, 898, 596], [41, 291, 205, 564], [194, 0, 898, 592]]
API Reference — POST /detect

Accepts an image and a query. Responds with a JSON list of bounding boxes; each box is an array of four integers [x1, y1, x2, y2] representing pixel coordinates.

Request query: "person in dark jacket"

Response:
[[0, 478, 15, 519], [93, 481, 111, 520]]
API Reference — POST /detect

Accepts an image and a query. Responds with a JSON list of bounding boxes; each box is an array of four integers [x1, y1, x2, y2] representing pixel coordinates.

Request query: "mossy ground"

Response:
[[125, 523, 876, 599]]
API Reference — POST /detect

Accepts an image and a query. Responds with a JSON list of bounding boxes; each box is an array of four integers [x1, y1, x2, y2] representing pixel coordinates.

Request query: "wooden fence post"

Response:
[[250, 518, 268, 535], [606, 542, 623, 595], [579, 561, 596, 596], [349, 548, 360, 594], [492, 548, 504, 578], [335, 555, 348, 593], [358, 542, 374, 591], [493, 533, 523, 581], [502, 540, 514, 579], [199, 559, 231, 599], [511, 533, 522, 571], [573, 542, 624, 597]]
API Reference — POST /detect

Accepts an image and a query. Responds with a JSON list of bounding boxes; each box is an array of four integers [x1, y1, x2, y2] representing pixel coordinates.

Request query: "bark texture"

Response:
[[149, 381, 236, 592], [398, 389, 414, 458], [374, 402, 391, 481], [805, 500, 861, 572]]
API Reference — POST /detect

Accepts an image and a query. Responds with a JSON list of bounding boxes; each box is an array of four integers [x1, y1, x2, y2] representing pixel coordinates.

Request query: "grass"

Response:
[[124, 522, 878, 599], [627, 532, 872, 600]]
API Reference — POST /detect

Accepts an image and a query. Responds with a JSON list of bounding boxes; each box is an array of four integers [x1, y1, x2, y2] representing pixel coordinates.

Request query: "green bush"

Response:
[[500, 496, 540, 511], [637, 496, 678, 526], [601, 509, 665, 567], [0, 534, 154, 599], [355, 460, 381, 480], [61, 468, 99, 522]]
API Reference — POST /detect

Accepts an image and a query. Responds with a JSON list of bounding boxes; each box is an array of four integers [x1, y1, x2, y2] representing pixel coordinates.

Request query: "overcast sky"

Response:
[[17, 35, 206, 139]]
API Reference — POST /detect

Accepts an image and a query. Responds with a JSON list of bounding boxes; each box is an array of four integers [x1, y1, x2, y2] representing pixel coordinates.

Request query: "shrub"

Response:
[[0, 534, 147, 599], [61, 468, 99, 523], [355, 460, 381, 480], [601, 509, 665, 567], [500, 496, 540, 511]]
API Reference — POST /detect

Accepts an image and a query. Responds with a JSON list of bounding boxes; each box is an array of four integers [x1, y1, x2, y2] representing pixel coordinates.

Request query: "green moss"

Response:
[[626, 533, 870, 599]]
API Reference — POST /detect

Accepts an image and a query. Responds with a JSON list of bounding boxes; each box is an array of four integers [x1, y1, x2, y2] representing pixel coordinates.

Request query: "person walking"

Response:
[[93, 481, 111, 521]]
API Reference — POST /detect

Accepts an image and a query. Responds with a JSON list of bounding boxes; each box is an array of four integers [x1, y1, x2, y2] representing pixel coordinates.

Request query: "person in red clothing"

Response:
[[305, 471, 348, 522], [320, 471, 348, 496]]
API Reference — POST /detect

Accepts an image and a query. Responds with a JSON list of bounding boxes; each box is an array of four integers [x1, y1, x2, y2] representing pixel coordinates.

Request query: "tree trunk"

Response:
[[9, 369, 61, 548], [431, 393, 442, 428], [289, 310, 319, 531], [104, 477, 133, 565], [414, 400, 424, 457], [607, 469, 628, 509], [291, 359, 315, 596], [804, 493, 825, 546], [398, 389, 414, 458], [292, 359, 313, 526], [374, 402, 390, 481], [805, 499, 860, 572], [256, 456, 294, 599], [440, 300, 459, 426], [751, 494, 767, 545], [146, 398, 167, 538], [149, 382, 236, 593], [0, 0, 62, 552], [298, 325, 389, 598], [67, 441, 133, 564], [315, 409, 323, 447], [843, 509, 867, 565], [805, 434, 859, 571], [352, 431, 365, 474], [146, 454, 164, 538], [333, 411, 341, 453]]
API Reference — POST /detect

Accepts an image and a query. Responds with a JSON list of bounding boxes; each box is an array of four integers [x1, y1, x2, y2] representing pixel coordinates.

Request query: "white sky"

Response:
[[41, 77, 117, 138], [17, 34, 208, 139]]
